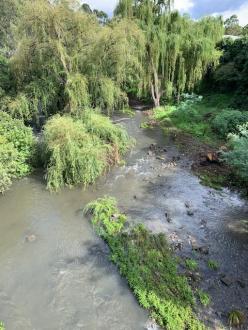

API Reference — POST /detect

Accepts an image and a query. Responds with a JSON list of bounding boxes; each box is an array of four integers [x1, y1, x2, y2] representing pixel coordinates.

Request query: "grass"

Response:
[[199, 173, 226, 190], [185, 259, 198, 271], [85, 197, 206, 330], [228, 310, 245, 327], [207, 260, 219, 271], [197, 290, 211, 307], [152, 93, 232, 145]]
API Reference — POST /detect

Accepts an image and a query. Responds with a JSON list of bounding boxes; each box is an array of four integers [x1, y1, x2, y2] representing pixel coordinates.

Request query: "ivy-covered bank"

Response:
[[85, 197, 206, 330]]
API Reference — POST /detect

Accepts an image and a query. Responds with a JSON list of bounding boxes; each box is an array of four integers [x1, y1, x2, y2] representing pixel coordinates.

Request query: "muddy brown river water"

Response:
[[0, 111, 248, 329]]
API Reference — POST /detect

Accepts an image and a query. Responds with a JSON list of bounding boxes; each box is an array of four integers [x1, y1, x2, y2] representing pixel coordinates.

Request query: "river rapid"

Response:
[[0, 111, 248, 329]]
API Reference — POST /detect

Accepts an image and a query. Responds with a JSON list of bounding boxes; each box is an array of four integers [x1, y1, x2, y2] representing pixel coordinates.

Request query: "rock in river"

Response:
[[25, 234, 37, 243]]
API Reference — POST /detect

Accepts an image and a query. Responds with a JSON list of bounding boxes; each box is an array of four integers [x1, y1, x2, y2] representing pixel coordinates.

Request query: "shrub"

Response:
[[212, 110, 248, 137], [0, 112, 35, 193], [223, 123, 248, 185], [85, 197, 205, 330], [43, 112, 131, 191], [0, 93, 32, 121], [0, 321, 5, 330]]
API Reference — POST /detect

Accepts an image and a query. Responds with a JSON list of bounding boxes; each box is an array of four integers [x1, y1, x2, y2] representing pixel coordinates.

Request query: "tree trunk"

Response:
[[151, 83, 161, 107], [151, 63, 162, 107]]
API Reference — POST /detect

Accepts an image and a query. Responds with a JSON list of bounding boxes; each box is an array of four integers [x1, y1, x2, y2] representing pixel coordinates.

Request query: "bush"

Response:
[[0, 112, 35, 193], [223, 123, 248, 185], [43, 112, 131, 191], [212, 110, 248, 137], [85, 197, 205, 330]]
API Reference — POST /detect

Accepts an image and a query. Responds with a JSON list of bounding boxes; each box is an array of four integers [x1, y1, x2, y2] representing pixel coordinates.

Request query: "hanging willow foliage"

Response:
[[43, 112, 132, 191], [65, 73, 89, 113], [115, 0, 224, 106], [1, 0, 144, 120]]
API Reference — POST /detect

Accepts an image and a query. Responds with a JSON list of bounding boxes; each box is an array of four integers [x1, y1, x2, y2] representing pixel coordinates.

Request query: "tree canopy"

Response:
[[224, 15, 242, 36], [115, 0, 223, 106]]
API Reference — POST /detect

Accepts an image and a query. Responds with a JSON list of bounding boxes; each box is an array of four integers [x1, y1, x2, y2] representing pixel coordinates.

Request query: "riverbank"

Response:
[[142, 94, 248, 194]]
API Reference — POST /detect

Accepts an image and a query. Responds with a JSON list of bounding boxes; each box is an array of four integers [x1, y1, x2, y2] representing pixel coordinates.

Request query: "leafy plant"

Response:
[[84, 196, 127, 238], [223, 123, 248, 186], [0, 112, 36, 193], [85, 197, 206, 330], [0, 321, 5, 330], [212, 110, 248, 138]]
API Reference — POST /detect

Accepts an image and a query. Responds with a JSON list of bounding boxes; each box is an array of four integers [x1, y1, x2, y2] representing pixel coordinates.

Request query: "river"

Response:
[[0, 111, 248, 329]]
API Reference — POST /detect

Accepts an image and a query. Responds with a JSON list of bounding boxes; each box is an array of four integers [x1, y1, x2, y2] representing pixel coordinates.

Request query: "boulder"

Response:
[[220, 275, 234, 287], [187, 210, 194, 217], [191, 242, 209, 255]]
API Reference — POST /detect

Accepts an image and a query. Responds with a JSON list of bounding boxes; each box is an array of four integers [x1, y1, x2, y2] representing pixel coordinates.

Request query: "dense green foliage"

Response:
[[212, 110, 248, 137], [115, 0, 223, 106], [224, 124, 248, 186], [85, 197, 205, 330], [210, 37, 248, 108], [0, 112, 35, 193], [43, 112, 132, 191], [0, 321, 5, 330]]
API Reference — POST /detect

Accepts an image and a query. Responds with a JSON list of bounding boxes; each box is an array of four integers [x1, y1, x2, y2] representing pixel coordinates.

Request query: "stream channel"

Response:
[[0, 111, 248, 329]]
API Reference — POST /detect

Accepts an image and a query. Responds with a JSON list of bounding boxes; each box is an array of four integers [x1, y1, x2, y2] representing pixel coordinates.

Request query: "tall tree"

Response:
[[115, 0, 223, 107], [224, 15, 242, 36], [3, 0, 143, 120]]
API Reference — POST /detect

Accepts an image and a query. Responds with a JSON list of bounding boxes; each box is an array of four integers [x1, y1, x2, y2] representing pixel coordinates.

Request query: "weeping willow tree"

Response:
[[86, 18, 145, 112], [8, 0, 97, 120], [115, 0, 223, 107]]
